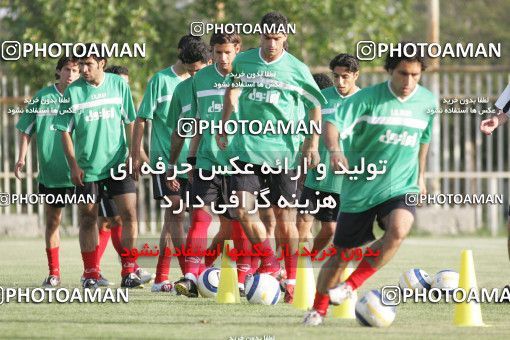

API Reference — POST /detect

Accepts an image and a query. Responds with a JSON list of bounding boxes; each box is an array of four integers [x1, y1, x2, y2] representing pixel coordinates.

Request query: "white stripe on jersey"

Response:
[[181, 104, 191, 113], [240, 76, 321, 108], [196, 89, 226, 98], [71, 97, 122, 111], [157, 95, 173, 103], [340, 115, 429, 140]]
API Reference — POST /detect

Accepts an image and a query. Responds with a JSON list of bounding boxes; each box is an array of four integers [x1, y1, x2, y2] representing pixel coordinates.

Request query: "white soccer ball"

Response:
[[355, 289, 397, 327], [431, 270, 459, 294], [398, 268, 432, 291], [245, 274, 281, 305], [197, 267, 220, 298]]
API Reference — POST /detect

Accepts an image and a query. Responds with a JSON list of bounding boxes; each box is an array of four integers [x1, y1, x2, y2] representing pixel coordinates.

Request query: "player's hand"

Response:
[[166, 167, 181, 191], [14, 159, 25, 180], [302, 143, 320, 169], [418, 176, 427, 196], [131, 155, 141, 181], [71, 164, 84, 187], [480, 116, 499, 135], [330, 151, 349, 173], [216, 131, 228, 150]]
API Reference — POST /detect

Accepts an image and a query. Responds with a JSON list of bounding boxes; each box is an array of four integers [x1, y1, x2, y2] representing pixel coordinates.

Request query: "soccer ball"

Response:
[[197, 267, 220, 298], [398, 268, 432, 291], [355, 289, 396, 327], [431, 270, 459, 295], [245, 274, 281, 305]]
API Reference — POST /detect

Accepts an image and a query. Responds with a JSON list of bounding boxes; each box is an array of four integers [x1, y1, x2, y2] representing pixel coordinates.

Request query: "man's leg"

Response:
[[78, 202, 100, 284], [342, 208, 414, 291], [312, 222, 336, 255], [43, 204, 62, 286], [204, 217, 232, 268]]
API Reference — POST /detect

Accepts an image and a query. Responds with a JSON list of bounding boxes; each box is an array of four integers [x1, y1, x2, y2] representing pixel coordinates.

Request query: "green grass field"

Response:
[[1, 236, 509, 339]]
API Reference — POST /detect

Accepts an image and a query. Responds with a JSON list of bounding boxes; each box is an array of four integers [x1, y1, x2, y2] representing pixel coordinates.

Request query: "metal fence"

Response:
[[1, 66, 510, 234]]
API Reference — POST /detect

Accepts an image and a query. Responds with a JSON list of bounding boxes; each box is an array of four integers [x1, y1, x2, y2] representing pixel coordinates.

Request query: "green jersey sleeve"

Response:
[[15, 98, 39, 136], [54, 89, 75, 132]]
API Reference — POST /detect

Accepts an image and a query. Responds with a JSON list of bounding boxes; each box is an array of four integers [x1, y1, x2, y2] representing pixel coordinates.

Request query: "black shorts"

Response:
[[298, 186, 340, 222], [152, 173, 188, 200], [38, 183, 73, 208], [192, 169, 233, 219], [98, 198, 119, 217], [333, 195, 416, 248], [73, 176, 136, 204], [230, 160, 298, 206]]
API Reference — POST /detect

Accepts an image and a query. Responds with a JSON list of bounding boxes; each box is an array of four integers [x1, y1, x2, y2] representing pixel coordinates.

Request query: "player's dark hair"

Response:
[[105, 65, 129, 76], [384, 42, 427, 71], [209, 33, 242, 47], [312, 73, 333, 90], [329, 54, 359, 73], [178, 34, 202, 50], [178, 40, 211, 64], [74, 43, 108, 65], [260, 11, 288, 31], [55, 56, 77, 80]]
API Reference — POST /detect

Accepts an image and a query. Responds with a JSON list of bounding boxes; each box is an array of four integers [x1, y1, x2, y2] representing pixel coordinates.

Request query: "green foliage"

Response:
[[2, 0, 414, 98]]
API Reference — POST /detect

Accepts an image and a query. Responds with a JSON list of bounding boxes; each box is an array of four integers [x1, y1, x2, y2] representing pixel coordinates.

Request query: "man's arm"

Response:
[[301, 106, 321, 168], [14, 133, 31, 180], [61, 131, 84, 186], [418, 143, 429, 195], [131, 117, 146, 181], [324, 121, 348, 172], [217, 86, 240, 149]]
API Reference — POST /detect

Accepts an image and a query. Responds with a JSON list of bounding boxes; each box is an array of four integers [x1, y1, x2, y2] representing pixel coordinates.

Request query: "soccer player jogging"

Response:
[[167, 33, 253, 297], [217, 12, 326, 303], [55, 44, 142, 289], [14, 57, 80, 287], [131, 36, 198, 293], [146, 39, 211, 294], [297, 54, 360, 262], [303, 47, 436, 326], [92, 65, 153, 285]]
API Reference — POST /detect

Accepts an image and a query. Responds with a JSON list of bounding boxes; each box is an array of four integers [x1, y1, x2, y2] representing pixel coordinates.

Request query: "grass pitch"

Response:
[[1, 236, 509, 339]]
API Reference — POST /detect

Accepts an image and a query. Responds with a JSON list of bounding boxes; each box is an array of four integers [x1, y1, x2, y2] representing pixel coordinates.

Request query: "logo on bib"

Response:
[[379, 129, 418, 147]]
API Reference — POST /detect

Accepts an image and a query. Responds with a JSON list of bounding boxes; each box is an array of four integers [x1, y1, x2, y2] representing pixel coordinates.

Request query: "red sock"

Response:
[[46, 247, 60, 277], [155, 255, 171, 283], [259, 238, 279, 270], [82, 249, 100, 279], [97, 228, 111, 266], [313, 292, 330, 316], [232, 221, 251, 284], [121, 254, 136, 277], [184, 208, 212, 278], [284, 249, 298, 282], [110, 225, 123, 256], [345, 259, 378, 290]]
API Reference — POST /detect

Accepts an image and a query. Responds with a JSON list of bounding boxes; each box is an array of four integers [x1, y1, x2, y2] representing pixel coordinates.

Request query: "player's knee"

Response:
[[120, 208, 137, 224], [387, 224, 410, 244]]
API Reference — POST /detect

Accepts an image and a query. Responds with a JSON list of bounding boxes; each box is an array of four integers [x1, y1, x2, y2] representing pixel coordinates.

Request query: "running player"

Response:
[[131, 35, 198, 293], [303, 46, 436, 325], [298, 54, 360, 262], [217, 11, 326, 303], [15, 57, 80, 287], [167, 33, 253, 297], [92, 65, 153, 285], [55, 43, 142, 289]]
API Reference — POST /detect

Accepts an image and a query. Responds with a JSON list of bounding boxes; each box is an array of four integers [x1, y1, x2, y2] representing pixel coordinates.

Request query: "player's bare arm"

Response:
[[61, 131, 83, 186], [323, 120, 348, 171], [14, 132, 30, 180], [217, 86, 240, 150]]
